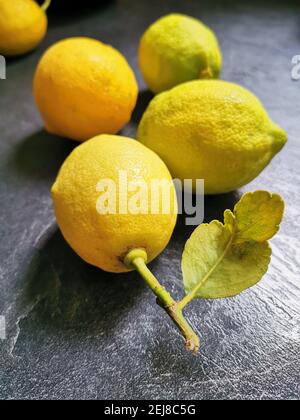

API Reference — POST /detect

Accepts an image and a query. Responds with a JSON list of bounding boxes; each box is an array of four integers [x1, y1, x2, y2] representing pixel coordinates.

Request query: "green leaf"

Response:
[[182, 191, 284, 300], [234, 191, 284, 243]]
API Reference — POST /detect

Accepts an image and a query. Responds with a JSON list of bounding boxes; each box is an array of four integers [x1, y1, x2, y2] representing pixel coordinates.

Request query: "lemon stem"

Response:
[[124, 249, 200, 353], [41, 0, 51, 12]]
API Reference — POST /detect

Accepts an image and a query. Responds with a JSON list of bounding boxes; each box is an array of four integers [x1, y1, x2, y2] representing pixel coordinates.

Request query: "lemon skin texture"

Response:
[[0, 0, 47, 56], [138, 80, 287, 195], [51, 135, 178, 273], [33, 38, 138, 142], [139, 14, 222, 94]]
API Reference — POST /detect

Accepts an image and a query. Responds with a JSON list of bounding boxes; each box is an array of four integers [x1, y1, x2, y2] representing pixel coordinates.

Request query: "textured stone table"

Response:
[[0, 0, 299, 400]]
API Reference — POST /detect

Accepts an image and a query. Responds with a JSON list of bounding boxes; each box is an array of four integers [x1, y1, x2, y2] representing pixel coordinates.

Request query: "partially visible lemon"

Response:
[[51, 135, 178, 273], [33, 37, 138, 141], [139, 14, 222, 94], [138, 80, 287, 194], [0, 0, 48, 56]]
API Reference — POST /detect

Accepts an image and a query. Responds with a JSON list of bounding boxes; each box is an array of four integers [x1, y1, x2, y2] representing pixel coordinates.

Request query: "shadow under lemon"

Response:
[[21, 229, 145, 340], [13, 130, 75, 181]]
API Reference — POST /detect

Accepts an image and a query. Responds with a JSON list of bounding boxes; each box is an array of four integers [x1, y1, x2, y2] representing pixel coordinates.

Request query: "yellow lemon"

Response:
[[0, 0, 48, 56], [139, 14, 222, 94], [33, 37, 138, 141], [51, 135, 178, 273], [138, 80, 287, 194]]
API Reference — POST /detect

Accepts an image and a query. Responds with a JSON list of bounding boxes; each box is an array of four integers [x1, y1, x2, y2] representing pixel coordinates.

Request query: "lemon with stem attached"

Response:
[[0, 0, 51, 57], [52, 134, 202, 352], [51, 135, 178, 273]]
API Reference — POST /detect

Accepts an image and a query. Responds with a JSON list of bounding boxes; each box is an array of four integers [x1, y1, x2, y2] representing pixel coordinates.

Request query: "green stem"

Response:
[[178, 293, 194, 311], [41, 0, 51, 12], [124, 249, 200, 353]]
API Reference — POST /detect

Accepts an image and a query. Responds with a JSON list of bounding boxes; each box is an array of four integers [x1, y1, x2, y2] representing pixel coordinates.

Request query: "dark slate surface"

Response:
[[0, 0, 299, 400]]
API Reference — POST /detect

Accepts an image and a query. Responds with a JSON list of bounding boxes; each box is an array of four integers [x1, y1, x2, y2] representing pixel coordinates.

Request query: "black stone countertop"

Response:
[[0, 0, 299, 400]]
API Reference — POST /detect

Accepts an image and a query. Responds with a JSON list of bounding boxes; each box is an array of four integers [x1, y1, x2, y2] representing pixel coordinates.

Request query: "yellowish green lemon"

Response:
[[0, 0, 48, 56], [33, 37, 138, 141], [139, 13, 222, 94], [51, 135, 178, 273], [138, 80, 287, 194]]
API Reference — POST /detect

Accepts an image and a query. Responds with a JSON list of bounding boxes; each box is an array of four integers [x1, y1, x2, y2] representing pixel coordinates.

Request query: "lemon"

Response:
[[138, 80, 287, 195], [138, 14, 222, 94], [51, 135, 178, 273], [33, 37, 138, 141], [0, 0, 48, 57]]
